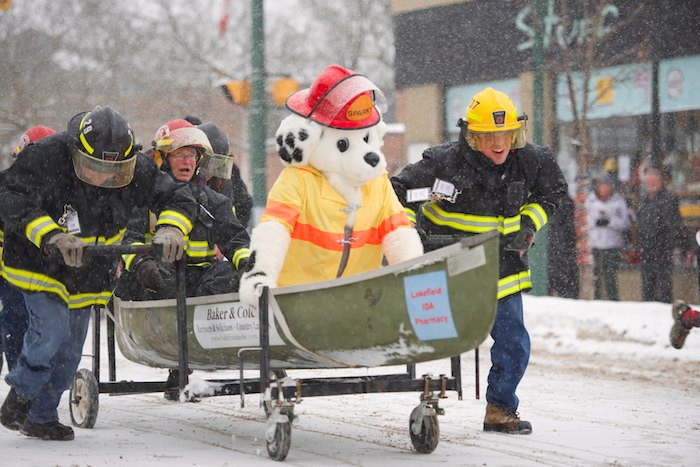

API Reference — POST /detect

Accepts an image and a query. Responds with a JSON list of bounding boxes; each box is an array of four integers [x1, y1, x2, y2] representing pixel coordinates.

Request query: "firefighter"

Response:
[[0, 126, 57, 374], [117, 122, 250, 400], [197, 121, 253, 228], [391, 87, 568, 434], [0, 106, 197, 441], [119, 121, 250, 301]]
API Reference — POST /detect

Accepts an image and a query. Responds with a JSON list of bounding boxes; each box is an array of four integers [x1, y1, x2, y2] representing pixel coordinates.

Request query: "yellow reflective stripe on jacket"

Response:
[[232, 247, 250, 269], [156, 210, 193, 234], [2, 265, 113, 309], [1, 265, 70, 303], [422, 203, 521, 235], [497, 270, 532, 300], [404, 207, 416, 224], [521, 203, 548, 231], [122, 241, 146, 271], [78, 228, 126, 246], [185, 239, 215, 258], [26, 215, 61, 247], [69, 291, 112, 309]]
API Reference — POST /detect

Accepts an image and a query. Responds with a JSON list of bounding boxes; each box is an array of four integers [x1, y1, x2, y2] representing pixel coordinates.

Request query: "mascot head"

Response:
[[275, 65, 388, 188]]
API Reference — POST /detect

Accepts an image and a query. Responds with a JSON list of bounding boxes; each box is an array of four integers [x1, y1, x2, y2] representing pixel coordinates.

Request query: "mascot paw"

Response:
[[275, 115, 321, 165], [239, 271, 276, 308]]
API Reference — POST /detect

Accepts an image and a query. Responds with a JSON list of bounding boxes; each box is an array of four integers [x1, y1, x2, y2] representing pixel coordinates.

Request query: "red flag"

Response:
[[218, 0, 230, 37]]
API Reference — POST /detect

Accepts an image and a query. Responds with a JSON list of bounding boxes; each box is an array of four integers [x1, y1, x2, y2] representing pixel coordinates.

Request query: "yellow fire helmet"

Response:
[[463, 87, 527, 151]]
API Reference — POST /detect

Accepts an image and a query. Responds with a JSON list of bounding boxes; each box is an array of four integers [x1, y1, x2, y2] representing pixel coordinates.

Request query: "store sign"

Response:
[[556, 63, 652, 122], [659, 55, 700, 113], [515, 0, 620, 52], [445, 79, 522, 134]]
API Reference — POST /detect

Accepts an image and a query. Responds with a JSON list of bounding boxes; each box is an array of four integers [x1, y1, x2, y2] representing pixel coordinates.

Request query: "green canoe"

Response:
[[113, 231, 499, 370]]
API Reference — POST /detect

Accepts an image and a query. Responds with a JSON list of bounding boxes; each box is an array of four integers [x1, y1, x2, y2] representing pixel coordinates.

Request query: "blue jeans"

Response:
[[486, 293, 530, 412], [0, 277, 29, 371], [5, 292, 91, 424]]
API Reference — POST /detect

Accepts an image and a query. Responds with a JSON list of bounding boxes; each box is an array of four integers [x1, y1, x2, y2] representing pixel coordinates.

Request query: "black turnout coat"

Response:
[[0, 133, 198, 309], [391, 141, 568, 300]]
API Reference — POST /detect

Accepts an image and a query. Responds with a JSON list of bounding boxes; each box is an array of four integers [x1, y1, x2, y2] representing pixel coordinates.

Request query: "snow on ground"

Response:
[[1, 295, 699, 466]]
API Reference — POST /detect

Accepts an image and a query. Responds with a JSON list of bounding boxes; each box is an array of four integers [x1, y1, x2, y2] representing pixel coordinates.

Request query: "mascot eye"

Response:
[[337, 138, 349, 153], [363, 133, 369, 143]]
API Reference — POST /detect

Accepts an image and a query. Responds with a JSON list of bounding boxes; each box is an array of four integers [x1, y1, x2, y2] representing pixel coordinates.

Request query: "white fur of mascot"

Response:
[[239, 65, 423, 307]]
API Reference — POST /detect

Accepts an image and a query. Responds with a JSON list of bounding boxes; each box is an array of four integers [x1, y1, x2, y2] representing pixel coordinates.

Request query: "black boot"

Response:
[[0, 387, 31, 431], [21, 419, 74, 441]]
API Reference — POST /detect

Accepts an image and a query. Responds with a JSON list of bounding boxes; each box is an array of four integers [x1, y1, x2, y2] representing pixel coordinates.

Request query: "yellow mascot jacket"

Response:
[[259, 166, 411, 286]]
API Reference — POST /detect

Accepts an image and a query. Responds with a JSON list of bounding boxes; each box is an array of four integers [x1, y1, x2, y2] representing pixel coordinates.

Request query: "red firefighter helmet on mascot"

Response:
[[285, 65, 387, 129]]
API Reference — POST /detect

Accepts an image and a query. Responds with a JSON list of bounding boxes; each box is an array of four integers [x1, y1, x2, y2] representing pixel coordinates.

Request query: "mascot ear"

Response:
[[275, 115, 322, 166]]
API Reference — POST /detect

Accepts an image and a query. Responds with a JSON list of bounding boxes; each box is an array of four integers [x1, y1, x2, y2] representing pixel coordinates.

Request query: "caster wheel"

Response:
[[69, 368, 99, 428], [409, 404, 439, 453]]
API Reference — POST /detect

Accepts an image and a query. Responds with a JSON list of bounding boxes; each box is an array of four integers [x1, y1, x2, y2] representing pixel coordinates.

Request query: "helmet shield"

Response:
[[465, 121, 527, 151], [72, 147, 137, 188], [287, 74, 387, 129], [198, 152, 234, 179]]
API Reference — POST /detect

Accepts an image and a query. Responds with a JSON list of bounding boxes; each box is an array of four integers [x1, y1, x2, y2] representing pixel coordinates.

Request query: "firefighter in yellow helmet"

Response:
[[391, 87, 568, 435]]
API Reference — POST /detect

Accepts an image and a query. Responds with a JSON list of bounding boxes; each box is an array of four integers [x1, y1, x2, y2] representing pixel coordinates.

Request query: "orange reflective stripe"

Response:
[[292, 222, 345, 251], [291, 213, 408, 251], [264, 200, 300, 227], [377, 211, 411, 237]]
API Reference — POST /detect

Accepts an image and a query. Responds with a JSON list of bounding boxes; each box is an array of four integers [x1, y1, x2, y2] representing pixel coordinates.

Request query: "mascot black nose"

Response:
[[364, 152, 380, 167]]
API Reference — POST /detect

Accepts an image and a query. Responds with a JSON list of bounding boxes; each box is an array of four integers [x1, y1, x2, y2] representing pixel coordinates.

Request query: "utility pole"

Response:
[[250, 0, 267, 225], [529, 0, 548, 296]]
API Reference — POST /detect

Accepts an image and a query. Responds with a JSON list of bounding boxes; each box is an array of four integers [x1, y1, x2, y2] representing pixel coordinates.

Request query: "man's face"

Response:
[[596, 182, 613, 201], [476, 130, 514, 165], [167, 146, 198, 182], [644, 171, 663, 196]]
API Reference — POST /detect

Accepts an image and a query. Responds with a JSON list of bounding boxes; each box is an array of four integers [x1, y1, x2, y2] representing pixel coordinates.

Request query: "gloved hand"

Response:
[[135, 259, 166, 292], [152, 226, 185, 262], [238, 251, 276, 307], [47, 233, 85, 267], [596, 214, 610, 227], [505, 226, 535, 253]]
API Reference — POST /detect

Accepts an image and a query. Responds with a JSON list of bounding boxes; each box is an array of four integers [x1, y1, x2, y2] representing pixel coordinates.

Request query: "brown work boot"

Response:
[[671, 300, 692, 349], [483, 403, 532, 434]]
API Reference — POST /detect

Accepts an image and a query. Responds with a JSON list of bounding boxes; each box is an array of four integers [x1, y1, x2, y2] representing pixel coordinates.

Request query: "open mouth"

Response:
[[175, 167, 193, 180]]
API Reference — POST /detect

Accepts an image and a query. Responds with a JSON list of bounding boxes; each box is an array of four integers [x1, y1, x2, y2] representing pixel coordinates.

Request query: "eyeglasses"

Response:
[[168, 152, 198, 161]]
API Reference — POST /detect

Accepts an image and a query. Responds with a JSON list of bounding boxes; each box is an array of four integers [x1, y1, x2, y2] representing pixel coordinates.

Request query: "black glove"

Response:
[[136, 259, 166, 292], [505, 226, 535, 252], [46, 233, 85, 267], [596, 215, 610, 227]]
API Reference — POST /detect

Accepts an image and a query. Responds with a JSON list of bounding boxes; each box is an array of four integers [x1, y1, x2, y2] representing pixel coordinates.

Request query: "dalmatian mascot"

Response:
[[239, 65, 423, 307]]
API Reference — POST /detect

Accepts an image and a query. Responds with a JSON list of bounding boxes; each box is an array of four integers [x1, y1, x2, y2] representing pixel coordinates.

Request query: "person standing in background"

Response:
[[585, 174, 630, 301], [637, 165, 686, 303]]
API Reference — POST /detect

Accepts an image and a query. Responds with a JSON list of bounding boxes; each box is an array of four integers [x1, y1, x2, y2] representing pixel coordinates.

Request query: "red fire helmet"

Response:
[[286, 65, 386, 129], [12, 125, 56, 157]]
